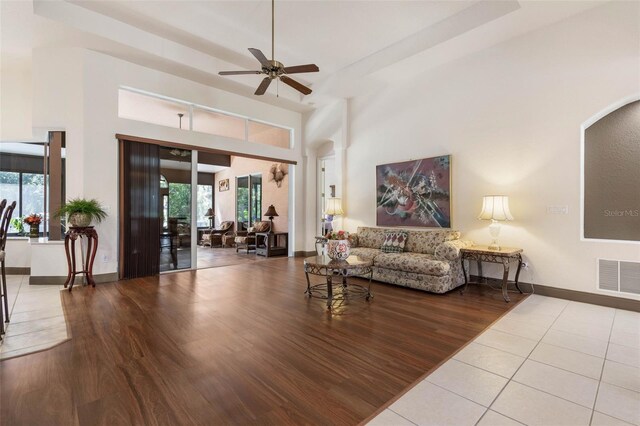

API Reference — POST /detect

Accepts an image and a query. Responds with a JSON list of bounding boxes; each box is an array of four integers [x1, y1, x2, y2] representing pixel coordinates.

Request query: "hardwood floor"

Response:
[[196, 246, 272, 269], [0, 258, 525, 425]]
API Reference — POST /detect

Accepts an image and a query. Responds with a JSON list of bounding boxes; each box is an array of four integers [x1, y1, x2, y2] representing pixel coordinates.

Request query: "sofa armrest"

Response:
[[434, 239, 474, 261]]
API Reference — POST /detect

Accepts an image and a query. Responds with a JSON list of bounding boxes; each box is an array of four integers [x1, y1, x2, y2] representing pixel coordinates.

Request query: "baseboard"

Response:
[[470, 275, 640, 312], [29, 272, 119, 286], [6, 267, 30, 275], [294, 250, 318, 258]]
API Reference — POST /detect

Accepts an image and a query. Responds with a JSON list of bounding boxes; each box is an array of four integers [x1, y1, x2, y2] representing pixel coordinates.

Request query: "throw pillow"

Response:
[[381, 230, 408, 253]]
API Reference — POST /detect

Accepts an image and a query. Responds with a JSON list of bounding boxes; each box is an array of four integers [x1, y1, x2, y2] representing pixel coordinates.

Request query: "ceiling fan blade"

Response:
[[219, 70, 262, 76], [248, 48, 271, 68], [280, 76, 312, 95], [283, 64, 319, 74], [255, 77, 272, 95]]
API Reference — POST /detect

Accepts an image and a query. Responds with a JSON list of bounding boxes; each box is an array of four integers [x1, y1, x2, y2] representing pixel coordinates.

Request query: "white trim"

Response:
[[190, 150, 198, 270], [579, 94, 640, 244]]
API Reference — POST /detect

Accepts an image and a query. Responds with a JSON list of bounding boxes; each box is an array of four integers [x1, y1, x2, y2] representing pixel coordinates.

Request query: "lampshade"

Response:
[[205, 208, 214, 217], [324, 198, 344, 216], [264, 205, 279, 218], [478, 195, 514, 221]]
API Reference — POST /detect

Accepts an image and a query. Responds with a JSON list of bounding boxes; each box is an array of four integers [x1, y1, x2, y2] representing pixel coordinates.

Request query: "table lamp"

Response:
[[478, 195, 513, 251], [205, 208, 214, 229], [264, 205, 279, 233], [324, 197, 344, 217]]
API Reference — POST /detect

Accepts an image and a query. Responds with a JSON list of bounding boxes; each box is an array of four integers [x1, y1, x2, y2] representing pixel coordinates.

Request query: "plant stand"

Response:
[[64, 226, 99, 292]]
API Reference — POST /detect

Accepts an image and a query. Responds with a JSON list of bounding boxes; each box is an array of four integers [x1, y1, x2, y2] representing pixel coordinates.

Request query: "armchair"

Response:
[[201, 221, 234, 248], [234, 221, 271, 253]]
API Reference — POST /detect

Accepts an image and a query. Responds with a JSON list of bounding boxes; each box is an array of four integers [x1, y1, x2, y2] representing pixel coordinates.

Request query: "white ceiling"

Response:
[[3, 0, 608, 110]]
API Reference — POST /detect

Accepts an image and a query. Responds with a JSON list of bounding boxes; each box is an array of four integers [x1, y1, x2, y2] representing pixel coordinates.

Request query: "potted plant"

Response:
[[325, 230, 351, 260], [56, 198, 108, 228], [23, 214, 42, 238], [10, 217, 25, 236]]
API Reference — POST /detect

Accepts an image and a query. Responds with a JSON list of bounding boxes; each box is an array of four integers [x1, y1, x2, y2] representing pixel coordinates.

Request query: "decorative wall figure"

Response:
[[219, 179, 229, 192], [376, 155, 451, 228], [269, 163, 288, 188]]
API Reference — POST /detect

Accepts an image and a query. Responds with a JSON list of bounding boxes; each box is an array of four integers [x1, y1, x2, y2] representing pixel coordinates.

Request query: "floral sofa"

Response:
[[350, 227, 473, 293]]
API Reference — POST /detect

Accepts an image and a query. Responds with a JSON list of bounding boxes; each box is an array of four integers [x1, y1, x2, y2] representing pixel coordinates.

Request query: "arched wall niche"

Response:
[[582, 97, 640, 242]]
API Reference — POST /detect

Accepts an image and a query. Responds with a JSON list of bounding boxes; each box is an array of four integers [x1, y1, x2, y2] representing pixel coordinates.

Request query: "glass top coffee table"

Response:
[[303, 255, 374, 309]]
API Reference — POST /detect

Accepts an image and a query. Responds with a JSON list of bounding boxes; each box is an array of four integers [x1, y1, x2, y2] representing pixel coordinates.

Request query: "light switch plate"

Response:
[[547, 205, 568, 214]]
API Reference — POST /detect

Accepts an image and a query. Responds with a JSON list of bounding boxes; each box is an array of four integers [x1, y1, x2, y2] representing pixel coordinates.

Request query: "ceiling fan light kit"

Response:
[[218, 0, 319, 96]]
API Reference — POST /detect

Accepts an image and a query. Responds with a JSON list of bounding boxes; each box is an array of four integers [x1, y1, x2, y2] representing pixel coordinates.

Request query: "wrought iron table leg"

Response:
[[514, 254, 523, 294], [304, 271, 312, 296], [460, 256, 469, 295], [326, 275, 333, 309], [501, 260, 511, 302]]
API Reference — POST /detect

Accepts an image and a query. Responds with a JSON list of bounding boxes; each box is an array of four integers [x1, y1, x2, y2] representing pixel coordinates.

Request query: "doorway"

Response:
[[159, 146, 192, 272], [118, 136, 294, 280]]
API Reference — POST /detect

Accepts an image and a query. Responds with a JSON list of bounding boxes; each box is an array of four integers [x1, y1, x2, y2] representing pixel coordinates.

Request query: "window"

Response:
[[118, 89, 188, 129], [0, 172, 20, 233], [192, 107, 245, 140], [0, 171, 47, 234], [168, 183, 191, 223], [248, 120, 291, 149], [197, 184, 213, 227], [0, 139, 65, 238], [236, 174, 262, 230], [118, 88, 293, 149]]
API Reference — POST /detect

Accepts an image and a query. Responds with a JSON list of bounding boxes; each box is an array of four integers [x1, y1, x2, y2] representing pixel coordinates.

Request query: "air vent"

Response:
[[598, 259, 640, 295]]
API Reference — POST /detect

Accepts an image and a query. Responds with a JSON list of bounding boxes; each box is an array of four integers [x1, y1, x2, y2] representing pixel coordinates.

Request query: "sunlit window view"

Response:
[[0, 141, 65, 236]]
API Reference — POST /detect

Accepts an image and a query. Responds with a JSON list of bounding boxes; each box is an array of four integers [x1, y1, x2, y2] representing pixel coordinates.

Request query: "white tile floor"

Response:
[[368, 295, 640, 426], [0, 275, 69, 360]]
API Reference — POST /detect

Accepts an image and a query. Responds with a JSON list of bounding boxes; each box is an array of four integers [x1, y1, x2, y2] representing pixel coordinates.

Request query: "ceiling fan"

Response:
[[218, 0, 319, 96]]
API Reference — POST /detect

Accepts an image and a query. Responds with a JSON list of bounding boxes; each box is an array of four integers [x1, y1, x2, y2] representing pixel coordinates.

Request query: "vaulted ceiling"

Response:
[[3, 1, 605, 111]]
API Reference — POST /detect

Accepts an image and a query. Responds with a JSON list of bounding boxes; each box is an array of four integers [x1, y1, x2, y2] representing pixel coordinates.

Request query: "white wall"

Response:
[[29, 47, 305, 276], [4, 238, 30, 268], [214, 156, 290, 234], [341, 2, 640, 298], [303, 99, 349, 246], [0, 57, 33, 140]]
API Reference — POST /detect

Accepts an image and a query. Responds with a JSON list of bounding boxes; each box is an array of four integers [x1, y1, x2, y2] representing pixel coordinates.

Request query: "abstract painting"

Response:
[[376, 155, 451, 228]]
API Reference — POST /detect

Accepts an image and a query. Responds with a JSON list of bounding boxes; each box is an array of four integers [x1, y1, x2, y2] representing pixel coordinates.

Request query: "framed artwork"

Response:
[[376, 155, 451, 228], [219, 179, 230, 192]]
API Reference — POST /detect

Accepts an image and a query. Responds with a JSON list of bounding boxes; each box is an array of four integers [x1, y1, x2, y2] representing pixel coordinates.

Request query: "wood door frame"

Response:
[[117, 134, 295, 278], [116, 134, 297, 165]]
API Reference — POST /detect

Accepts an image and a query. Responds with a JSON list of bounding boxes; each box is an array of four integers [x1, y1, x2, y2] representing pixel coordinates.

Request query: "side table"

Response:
[[460, 245, 523, 302], [303, 255, 373, 309], [64, 226, 98, 292], [256, 232, 288, 257]]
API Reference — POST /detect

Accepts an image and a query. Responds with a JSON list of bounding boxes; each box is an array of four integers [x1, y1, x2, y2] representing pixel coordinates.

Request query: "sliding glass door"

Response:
[[159, 147, 192, 272]]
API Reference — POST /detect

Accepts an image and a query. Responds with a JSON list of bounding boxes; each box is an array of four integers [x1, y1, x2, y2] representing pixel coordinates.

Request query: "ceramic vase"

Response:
[[327, 239, 350, 260]]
